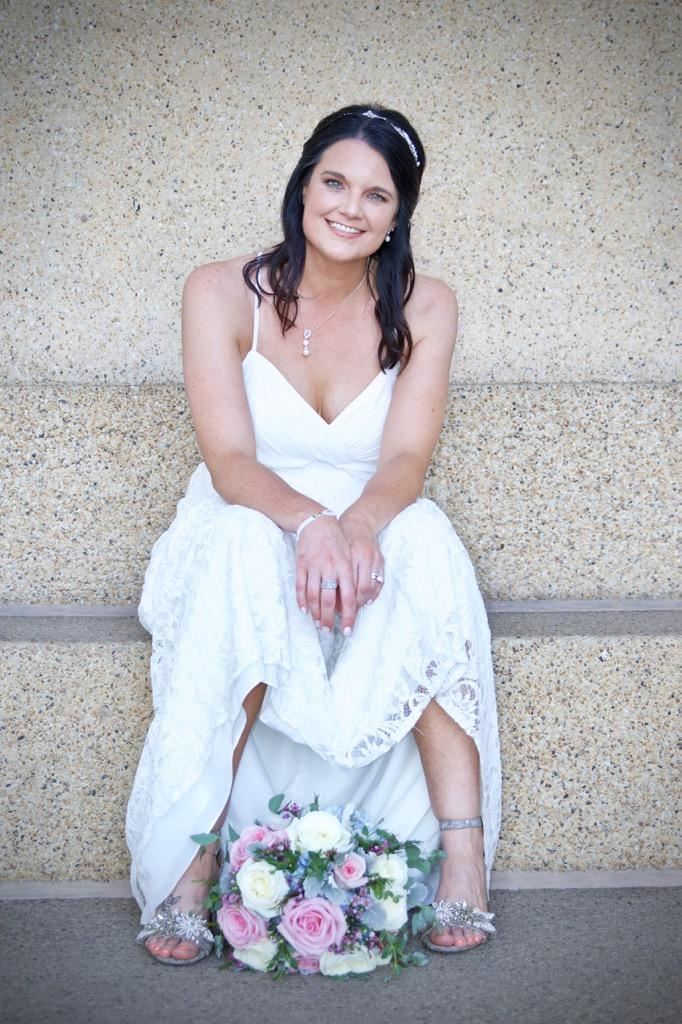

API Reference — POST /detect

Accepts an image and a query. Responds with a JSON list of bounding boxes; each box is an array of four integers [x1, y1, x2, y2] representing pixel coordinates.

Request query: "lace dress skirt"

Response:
[[126, 461, 502, 924]]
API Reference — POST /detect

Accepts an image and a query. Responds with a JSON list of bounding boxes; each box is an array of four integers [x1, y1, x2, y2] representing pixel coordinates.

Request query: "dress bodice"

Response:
[[242, 348, 398, 510], [238, 270, 399, 512]]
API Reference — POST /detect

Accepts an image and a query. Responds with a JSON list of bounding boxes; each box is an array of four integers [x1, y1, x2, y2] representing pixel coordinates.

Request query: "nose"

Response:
[[338, 189, 362, 219]]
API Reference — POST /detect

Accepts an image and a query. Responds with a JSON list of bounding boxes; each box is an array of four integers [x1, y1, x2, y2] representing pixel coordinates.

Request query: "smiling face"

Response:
[[301, 137, 400, 263]]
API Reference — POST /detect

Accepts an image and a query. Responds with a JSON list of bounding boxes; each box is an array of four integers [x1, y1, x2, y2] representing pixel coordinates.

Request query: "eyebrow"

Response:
[[319, 169, 394, 198]]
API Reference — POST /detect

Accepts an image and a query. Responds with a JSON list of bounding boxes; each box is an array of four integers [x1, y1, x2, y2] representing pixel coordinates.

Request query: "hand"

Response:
[[295, 517, 357, 633], [338, 510, 385, 609]]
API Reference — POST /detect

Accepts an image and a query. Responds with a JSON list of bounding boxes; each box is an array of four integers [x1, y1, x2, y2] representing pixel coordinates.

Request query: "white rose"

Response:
[[319, 946, 389, 976], [287, 810, 352, 854], [370, 853, 409, 890], [233, 938, 278, 972], [236, 858, 289, 918], [376, 894, 408, 931]]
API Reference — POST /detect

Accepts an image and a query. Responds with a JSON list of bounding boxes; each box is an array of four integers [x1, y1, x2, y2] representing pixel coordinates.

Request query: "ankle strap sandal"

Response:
[[421, 816, 496, 955], [136, 895, 215, 966]]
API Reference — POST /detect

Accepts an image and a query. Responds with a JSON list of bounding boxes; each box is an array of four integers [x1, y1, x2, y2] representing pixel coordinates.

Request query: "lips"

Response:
[[326, 219, 365, 238]]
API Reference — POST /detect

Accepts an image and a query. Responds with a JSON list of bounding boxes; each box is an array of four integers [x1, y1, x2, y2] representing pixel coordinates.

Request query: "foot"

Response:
[[144, 847, 220, 961], [428, 826, 489, 949]]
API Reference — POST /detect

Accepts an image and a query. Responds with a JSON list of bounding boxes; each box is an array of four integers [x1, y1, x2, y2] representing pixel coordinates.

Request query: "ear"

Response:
[[302, 182, 308, 205]]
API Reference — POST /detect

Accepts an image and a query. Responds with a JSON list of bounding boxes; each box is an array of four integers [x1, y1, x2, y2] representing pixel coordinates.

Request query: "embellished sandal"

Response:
[[136, 895, 215, 966], [421, 816, 496, 954]]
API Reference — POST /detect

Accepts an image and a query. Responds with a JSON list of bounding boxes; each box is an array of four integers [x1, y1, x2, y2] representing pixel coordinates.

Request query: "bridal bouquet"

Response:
[[193, 794, 443, 978]]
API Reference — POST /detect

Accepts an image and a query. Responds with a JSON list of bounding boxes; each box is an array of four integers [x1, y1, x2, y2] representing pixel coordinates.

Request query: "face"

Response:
[[301, 137, 399, 262]]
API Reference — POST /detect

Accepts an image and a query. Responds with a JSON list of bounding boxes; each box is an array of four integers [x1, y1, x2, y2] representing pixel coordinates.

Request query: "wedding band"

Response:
[[320, 579, 338, 590], [371, 573, 384, 584]]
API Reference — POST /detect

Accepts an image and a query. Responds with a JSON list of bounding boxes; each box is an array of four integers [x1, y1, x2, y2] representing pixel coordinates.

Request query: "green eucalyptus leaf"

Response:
[[411, 911, 425, 934], [268, 793, 285, 813], [190, 832, 220, 847], [228, 824, 240, 842]]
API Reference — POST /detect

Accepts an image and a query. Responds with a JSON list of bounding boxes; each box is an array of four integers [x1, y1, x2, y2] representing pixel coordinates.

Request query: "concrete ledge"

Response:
[[1, 599, 680, 641], [2, 870, 681, 900]]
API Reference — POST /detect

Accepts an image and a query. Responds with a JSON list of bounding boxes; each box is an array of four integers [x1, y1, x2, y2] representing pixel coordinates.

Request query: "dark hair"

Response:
[[242, 104, 426, 370]]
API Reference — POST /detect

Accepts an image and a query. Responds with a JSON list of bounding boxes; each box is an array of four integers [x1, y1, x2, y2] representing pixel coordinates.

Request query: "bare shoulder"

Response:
[[182, 254, 259, 351], [409, 272, 458, 316], [183, 253, 255, 304], [405, 273, 458, 351]]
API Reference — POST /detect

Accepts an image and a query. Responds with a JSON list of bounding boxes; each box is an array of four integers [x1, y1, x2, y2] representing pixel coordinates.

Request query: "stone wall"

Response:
[[1, 0, 679, 881]]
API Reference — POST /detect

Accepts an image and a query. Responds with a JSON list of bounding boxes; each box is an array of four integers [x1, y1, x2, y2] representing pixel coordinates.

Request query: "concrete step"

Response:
[[1, 631, 679, 882], [1, 889, 680, 1024], [2, 382, 678, 604]]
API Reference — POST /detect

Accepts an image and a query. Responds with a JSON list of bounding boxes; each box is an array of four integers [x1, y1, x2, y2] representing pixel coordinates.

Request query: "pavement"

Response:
[[1, 888, 681, 1024]]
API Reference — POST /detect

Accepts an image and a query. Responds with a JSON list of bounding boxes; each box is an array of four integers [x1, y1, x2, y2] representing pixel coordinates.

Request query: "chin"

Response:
[[309, 231, 378, 263]]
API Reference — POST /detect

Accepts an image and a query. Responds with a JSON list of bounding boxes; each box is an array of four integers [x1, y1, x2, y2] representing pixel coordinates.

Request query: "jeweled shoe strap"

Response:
[[438, 816, 483, 831]]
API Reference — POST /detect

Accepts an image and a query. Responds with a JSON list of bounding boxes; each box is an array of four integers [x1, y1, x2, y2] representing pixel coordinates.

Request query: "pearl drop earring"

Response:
[[385, 231, 392, 243]]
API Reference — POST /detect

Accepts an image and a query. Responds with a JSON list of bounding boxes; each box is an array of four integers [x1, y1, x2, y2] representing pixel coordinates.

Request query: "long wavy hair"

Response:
[[242, 104, 426, 370]]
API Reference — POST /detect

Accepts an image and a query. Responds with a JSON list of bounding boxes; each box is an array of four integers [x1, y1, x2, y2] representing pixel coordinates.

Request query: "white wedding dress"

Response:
[[126, 289, 502, 925]]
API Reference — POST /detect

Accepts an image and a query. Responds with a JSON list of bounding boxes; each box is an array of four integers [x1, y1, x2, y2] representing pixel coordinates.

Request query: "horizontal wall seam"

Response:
[[1, 870, 680, 899], [0, 601, 680, 641]]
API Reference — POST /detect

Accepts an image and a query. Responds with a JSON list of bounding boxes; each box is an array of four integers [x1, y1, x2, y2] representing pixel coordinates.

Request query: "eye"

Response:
[[368, 192, 388, 202], [323, 177, 343, 190]]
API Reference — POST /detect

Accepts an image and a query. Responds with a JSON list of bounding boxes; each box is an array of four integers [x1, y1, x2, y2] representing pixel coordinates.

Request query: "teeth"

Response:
[[330, 221, 361, 234]]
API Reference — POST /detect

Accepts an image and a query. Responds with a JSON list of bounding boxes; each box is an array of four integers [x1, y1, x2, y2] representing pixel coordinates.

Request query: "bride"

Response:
[[126, 104, 502, 965]]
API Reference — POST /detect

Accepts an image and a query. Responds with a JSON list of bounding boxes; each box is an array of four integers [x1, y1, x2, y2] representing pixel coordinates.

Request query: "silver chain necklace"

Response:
[[299, 263, 368, 357]]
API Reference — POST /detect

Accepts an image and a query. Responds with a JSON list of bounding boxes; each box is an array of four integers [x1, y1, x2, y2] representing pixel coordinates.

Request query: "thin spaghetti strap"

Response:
[[251, 254, 263, 352]]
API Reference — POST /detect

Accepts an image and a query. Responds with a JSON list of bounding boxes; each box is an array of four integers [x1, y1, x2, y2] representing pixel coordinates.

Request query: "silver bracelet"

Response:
[[295, 508, 336, 542]]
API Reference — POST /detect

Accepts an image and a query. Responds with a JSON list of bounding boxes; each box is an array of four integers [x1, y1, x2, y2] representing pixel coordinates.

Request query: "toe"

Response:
[[159, 937, 182, 957], [427, 928, 454, 947], [173, 940, 200, 960]]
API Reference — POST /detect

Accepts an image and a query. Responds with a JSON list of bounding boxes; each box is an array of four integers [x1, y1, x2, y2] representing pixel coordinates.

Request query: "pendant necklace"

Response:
[[299, 262, 368, 357]]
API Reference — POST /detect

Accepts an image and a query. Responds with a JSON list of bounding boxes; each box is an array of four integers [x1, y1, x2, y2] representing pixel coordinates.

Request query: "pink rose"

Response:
[[267, 829, 291, 848], [277, 897, 347, 957], [217, 901, 268, 948], [229, 824, 288, 870], [295, 954, 320, 975], [333, 852, 368, 889]]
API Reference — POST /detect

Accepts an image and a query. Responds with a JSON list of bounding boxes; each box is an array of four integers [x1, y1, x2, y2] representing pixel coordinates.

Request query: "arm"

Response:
[[182, 260, 358, 628], [182, 261, 326, 531], [339, 278, 458, 602]]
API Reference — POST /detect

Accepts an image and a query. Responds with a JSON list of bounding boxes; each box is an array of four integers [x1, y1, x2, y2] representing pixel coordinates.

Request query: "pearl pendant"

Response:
[[302, 329, 311, 357]]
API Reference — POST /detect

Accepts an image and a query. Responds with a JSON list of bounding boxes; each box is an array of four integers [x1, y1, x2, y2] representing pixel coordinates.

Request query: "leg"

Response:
[[413, 698, 488, 949], [145, 683, 267, 960]]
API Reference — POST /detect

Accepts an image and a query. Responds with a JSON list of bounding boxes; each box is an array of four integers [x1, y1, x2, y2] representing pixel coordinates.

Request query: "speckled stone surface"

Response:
[[1, 643, 152, 881], [494, 636, 681, 870], [1, 636, 679, 880], [1, 383, 678, 604], [2, 0, 678, 384]]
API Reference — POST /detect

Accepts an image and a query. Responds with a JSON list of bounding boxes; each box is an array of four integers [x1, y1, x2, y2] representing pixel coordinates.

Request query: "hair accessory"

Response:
[[360, 110, 421, 167]]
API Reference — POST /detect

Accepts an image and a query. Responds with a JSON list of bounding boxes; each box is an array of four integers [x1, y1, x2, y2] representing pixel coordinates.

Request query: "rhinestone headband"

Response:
[[360, 110, 421, 167]]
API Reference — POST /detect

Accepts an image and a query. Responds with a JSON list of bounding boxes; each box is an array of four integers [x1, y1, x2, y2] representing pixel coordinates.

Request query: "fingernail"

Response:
[[366, 599, 373, 606], [322, 625, 331, 634], [314, 620, 321, 629], [343, 626, 352, 637], [300, 606, 307, 614]]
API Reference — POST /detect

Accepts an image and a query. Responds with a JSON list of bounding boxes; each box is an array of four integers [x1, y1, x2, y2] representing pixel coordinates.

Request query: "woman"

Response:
[[126, 104, 502, 965]]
